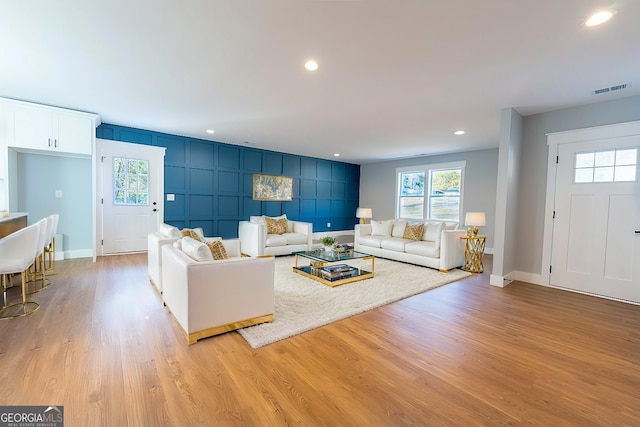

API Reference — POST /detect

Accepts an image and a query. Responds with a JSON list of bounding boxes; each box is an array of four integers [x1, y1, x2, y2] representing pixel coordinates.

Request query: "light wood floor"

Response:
[[0, 254, 638, 426]]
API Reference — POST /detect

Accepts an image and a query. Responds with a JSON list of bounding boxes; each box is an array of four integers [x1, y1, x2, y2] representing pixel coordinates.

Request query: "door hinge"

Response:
[[101, 198, 103, 204], [101, 239, 104, 245], [549, 265, 552, 273], [553, 211, 555, 219], [101, 156, 105, 162], [556, 155, 559, 164]]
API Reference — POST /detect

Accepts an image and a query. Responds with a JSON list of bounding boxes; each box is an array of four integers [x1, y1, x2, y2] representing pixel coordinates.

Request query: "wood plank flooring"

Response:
[[0, 254, 638, 426]]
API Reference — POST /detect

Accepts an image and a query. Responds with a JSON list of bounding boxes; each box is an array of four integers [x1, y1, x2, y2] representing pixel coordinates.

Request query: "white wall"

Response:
[[16, 151, 93, 258], [359, 148, 499, 251], [491, 108, 523, 287]]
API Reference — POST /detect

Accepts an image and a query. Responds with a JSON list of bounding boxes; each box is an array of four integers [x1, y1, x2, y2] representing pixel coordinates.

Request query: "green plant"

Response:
[[320, 236, 336, 246]]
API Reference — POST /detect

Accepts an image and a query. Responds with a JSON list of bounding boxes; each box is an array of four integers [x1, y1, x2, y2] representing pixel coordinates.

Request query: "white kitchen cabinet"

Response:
[[12, 103, 94, 155], [0, 97, 100, 211]]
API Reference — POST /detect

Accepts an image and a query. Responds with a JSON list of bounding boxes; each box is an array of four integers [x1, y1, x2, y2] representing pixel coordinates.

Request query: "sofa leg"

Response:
[[439, 269, 449, 273]]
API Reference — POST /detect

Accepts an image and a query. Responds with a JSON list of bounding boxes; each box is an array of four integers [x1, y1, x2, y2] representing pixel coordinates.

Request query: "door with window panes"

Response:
[[99, 139, 165, 254], [551, 138, 639, 303]]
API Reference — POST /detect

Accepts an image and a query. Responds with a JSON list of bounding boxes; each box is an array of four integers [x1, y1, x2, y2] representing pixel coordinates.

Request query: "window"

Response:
[[113, 157, 149, 205], [397, 162, 465, 221], [574, 148, 637, 183], [398, 171, 425, 219]]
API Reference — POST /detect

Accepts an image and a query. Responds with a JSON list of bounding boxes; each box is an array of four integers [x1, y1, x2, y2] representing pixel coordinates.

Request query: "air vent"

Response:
[[593, 82, 632, 95]]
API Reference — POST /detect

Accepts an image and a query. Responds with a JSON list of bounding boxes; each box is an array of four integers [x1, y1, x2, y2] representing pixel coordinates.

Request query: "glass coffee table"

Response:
[[293, 249, 375, 287]]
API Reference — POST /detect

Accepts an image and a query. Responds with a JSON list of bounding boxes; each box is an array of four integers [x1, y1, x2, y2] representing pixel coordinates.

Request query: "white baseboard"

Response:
[[513, 271, 547, 286], [490, 274, 510, 287], [491, 270, 548, 287], [63, 249, 93, 260]]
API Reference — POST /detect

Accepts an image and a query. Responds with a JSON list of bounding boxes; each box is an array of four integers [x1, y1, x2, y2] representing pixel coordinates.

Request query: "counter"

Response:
[[0, 212, 28, 239]]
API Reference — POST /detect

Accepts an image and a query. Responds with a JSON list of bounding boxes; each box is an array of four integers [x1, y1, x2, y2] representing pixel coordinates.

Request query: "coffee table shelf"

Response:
[[293, 249, 375, 287]]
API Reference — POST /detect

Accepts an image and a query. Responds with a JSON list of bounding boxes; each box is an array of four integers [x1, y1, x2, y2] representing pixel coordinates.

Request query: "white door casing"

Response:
[[96, 139, 165, 255], [545, 122, 640, 304]]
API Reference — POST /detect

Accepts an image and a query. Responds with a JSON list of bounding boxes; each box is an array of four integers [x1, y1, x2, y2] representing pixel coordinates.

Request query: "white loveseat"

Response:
[[238, 215, 313, 257], [161, 237, 275, 344], [355, 219, 466, 271], [148, 223, 219, 295]]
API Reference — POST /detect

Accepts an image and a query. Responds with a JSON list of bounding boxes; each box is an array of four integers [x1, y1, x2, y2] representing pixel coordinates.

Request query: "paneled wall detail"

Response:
[[97, 124, 360, 238]]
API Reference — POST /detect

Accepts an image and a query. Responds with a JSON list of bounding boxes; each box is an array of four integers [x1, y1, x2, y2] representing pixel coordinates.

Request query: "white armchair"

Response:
[[161, 237, 275, 344], [238, 215, 313, 257], [148, 223, 219, 295]]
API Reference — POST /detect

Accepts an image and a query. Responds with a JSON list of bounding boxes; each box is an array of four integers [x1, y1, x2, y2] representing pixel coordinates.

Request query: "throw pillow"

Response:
[[423, 221, 444, 248], [207, 240, 229, 260], [391, 219, 407, 237], [265, 216, 288, 234], [181, 228, 204, 242], [370, 220, 393, 237], [159, 223, 181, 239], [403, 223, 424, 241], [181, 237, 214, 262]]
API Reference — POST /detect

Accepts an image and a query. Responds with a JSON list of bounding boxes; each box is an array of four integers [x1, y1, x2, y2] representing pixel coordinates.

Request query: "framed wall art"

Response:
[[252, 174, 293, 201]]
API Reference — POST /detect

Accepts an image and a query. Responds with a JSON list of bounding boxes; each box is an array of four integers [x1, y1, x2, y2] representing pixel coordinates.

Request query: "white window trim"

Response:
[[395, 160, 466, 221]]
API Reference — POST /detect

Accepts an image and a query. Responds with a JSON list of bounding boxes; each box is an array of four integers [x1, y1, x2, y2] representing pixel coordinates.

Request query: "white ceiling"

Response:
[[1, 0, 638, 164]]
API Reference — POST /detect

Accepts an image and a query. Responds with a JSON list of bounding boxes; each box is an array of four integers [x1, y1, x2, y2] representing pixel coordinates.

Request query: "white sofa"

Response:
[[161, 237, 275, 344], [148, 223, 219, 295], [238, 215, 313, 257], [355, 219, 466, 271]]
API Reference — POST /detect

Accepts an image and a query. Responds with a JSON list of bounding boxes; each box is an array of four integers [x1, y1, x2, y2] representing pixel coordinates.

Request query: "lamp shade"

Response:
[[356, 207, 372, 219], [464, 212, 486, 227]]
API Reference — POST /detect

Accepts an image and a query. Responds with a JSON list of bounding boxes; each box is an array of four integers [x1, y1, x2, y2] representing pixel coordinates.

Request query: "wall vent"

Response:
[[593, 82, 632, 95]]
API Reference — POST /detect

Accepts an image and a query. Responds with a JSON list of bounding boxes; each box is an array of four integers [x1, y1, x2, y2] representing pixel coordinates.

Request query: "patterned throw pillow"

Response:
[[181, 228, 204, 242], [403, 223, 424, 241], [265, 216, 288, 234], [207, 240, 228, 260]]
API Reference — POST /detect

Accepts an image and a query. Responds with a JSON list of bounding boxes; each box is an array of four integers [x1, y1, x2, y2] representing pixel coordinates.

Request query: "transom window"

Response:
[[574, 148, 637, 183], [397, 161, 465, 222], [113, 157, 149, 205]]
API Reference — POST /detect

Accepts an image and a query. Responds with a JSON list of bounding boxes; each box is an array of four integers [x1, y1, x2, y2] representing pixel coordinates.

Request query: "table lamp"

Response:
[[356, 207, 373, 224], [464, 212, 486, 236]]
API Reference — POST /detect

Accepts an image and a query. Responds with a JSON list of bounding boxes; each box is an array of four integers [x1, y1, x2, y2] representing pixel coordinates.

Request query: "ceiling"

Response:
[[1, 1, 638, 164]]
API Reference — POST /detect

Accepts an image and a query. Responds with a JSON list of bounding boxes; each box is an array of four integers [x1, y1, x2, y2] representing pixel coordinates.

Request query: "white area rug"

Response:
[[237, 256, 471, 348]]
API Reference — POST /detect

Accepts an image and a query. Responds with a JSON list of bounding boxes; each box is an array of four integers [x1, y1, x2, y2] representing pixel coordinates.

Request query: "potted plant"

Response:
[[320, 236, 336, 251]]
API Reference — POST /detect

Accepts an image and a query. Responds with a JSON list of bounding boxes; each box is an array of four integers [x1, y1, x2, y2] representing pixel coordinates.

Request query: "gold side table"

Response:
[[460, 235, 486, 273]]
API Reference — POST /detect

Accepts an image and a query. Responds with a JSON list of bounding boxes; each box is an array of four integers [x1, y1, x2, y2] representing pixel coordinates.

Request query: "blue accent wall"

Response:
[[97, 124, 360, 238]]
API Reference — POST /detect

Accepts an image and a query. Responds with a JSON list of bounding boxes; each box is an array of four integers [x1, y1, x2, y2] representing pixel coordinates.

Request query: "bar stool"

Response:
[[0, 222, 41, 319], [27, 217, 50, 294], [44, 214, 59, 274]]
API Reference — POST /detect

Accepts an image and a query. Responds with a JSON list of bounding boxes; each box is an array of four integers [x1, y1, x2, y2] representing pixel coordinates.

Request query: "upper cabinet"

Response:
[[1, 98, 100, 156]]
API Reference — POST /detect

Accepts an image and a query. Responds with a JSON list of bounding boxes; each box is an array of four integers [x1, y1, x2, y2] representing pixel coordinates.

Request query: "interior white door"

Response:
[[551, 136, 639, 303], [99, 139, 165, 254]]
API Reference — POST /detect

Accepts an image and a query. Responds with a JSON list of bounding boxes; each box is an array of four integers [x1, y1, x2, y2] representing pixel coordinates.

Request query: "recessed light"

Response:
[[304, 60, 319, 71], [454, 130, 465, 135], [206, 129, 215, 134], [585, 10, 615, 27], [333, 153, 340, 157]]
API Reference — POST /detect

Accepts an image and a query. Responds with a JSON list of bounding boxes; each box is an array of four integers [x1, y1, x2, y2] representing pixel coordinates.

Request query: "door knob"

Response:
[[635, 230, 640, 234], [153, 208, 158, 212]]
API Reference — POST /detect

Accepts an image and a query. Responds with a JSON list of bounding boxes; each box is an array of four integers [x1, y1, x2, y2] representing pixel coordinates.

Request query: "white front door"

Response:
[[98, 139, 165, 254], [551, 137, 639, 303]]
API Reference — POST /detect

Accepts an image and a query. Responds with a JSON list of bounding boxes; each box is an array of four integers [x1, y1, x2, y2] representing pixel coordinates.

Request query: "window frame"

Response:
[[112, 156, 150, 206], [395, 161, 466, 222]]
